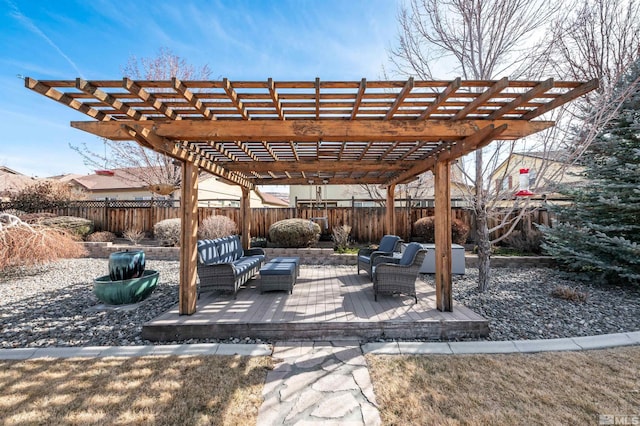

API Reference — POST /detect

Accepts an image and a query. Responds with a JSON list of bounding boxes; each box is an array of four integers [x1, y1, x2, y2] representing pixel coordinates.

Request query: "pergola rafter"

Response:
[[26, 76, 597, 316]]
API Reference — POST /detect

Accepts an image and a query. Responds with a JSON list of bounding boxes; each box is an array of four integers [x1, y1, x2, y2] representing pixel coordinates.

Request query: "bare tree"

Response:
[[390, 0, 559, 291], [354, 172, 435, 206], [71, 47, 211, 195]]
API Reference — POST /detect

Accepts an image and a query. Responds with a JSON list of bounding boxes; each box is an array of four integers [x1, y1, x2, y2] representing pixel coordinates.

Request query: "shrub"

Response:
[[39, 216, 94, 239], [199, 215, 238, 239], [501, 228, 543, 254], [551, 285, 589, 303], [268, 218, 321, 248], [0, 209, 26, 217], [0, 213, 86, 271], [413, 216, 470, 245], [154, 218, 181, 246], [86, 231, 116, 242], [332, 225, 352, 252], [123, 228, 146, 245], [10, 181, 76, 213], [17, 212, 58, 224]]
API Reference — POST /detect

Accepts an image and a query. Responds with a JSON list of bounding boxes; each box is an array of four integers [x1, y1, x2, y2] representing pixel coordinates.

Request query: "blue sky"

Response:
[[0, 0, 402, 177]]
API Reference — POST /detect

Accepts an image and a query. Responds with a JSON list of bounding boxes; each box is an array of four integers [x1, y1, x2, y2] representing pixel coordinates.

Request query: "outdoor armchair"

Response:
[[357, 234, 402, 277], [372, 242, 427, 304]]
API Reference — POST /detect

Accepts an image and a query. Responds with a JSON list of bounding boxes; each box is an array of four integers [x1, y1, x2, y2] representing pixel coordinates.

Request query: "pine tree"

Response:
[[541, 61, 640, 285]]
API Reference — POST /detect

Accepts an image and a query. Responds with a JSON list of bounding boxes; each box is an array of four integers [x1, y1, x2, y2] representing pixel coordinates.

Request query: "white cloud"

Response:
[[4, 0, 84, 77]]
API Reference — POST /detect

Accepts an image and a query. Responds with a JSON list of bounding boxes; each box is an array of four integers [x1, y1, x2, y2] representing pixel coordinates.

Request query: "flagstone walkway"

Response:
[[257, 341, 381, 425]]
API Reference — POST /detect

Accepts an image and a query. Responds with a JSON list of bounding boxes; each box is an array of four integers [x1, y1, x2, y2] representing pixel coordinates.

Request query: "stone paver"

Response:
[[257, 341, 381, 426]]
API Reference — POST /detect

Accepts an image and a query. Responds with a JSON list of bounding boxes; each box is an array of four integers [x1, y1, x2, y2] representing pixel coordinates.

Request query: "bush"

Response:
[[268, 218, 321, 248], [0, 213, 86, 271], [86, 231, 116, 242], [154, 218, 181, 246], [10, 181, 76, 213], [551, 285, 588, 303], [413, 216, 470, 245], [17, 212, 57, 224], [501, 228, 543, 254], [39, 216, 94, 239], [332, 225, 352, 252], [123, 228, 146, 245], [199, 215, 238, 239]]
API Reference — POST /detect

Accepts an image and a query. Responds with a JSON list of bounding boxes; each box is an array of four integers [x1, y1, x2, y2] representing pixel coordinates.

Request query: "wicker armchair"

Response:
[[372, 242, 427, 304], [357, 235, 402, 277]]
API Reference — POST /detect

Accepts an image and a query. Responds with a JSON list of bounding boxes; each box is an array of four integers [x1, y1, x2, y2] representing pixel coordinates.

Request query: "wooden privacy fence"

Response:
[[1, 200, 552, 244]]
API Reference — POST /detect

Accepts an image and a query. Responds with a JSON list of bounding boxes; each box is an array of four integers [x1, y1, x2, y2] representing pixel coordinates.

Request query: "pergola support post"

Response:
[[434, 160, 452, 312], [179, 161, 199, 315], [385, 184, 396, 235], [240, 187, 251, 250]]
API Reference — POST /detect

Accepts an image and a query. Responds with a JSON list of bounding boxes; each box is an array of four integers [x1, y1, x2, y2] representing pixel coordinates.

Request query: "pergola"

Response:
[[27, 76, 597, 315]]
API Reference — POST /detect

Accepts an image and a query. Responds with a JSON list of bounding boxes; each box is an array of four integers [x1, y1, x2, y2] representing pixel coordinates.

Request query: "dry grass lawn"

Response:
[[367, 347, 640, 425], [0, 355, 272, 426]]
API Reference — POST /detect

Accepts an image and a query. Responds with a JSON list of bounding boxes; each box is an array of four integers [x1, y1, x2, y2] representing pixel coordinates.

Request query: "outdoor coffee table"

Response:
[[267, 256, 300, 277], [259, 261, 296, 294]]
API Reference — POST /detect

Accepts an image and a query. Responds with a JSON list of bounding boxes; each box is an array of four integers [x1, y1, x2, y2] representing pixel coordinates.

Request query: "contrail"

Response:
[[5, 0, 84, 77]]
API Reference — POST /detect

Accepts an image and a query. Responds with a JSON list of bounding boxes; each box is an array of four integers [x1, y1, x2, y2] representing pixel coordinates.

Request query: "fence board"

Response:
[[0, 200, 551, 244]]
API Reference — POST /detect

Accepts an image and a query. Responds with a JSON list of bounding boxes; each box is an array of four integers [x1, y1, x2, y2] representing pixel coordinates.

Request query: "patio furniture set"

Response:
[[196, 234, 427, 303]]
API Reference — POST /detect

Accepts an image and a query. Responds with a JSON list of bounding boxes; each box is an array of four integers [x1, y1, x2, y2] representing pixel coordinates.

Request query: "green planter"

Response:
[[94, 270, 159, 305], [108, 249, 145, 281]]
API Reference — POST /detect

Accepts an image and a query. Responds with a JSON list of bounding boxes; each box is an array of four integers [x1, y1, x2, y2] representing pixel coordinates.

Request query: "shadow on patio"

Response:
[[142, 266, 488, 342]]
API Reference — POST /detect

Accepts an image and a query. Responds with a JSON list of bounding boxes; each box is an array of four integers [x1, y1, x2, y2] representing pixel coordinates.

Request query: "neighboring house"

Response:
[[0, 166, 37, 201], [289, 170, 472, 207], [56, 167, 288, 207], [490, 151, 584, 201]]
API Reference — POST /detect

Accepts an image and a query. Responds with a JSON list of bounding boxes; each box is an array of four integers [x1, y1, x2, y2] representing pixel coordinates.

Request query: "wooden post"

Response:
[[104, 197, 109, 233], [240, 186, 251, 250], [385, 184, 396, 235], [434, 160, 453, 312], [179, 161, 199, 315]]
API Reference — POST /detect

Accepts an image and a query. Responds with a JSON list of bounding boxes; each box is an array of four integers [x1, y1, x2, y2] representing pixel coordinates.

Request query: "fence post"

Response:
[[104, 198, 109, 233]]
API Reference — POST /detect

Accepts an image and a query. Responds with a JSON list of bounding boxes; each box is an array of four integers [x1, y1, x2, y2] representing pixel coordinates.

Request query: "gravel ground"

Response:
[[1, 258, 639, 348]]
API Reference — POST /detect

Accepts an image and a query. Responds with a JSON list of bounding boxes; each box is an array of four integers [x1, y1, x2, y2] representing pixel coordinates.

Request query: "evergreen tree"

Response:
[[541, 61, 640, 285]]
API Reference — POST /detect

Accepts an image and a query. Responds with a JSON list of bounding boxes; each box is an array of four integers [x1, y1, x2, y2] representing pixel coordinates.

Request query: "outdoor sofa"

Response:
[[357, 234, 402, 277], [196, 235, 265, 298]]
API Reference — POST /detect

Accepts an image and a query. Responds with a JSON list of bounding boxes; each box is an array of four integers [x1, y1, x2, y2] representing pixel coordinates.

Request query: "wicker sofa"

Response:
[[196, 235, 265, 298]]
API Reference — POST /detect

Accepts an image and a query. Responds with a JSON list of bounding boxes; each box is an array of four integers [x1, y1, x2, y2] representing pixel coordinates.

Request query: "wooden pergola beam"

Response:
[[385, 77, 414, 120], [385, 124, 509, 186], [122, 125, 253, 189], [25, 78, 111, 121], [453, 77, 509, 120], [418, 77, 461, 120], [488, 78, 554, 119], [76, 78, 144, 120], [522, 78, 599, 120], [172, 77, 215, 120], [123, 78, 180, 120], [222, 159, 409, 173], [71, 119, 553, 142], [250, 176, 395, 185]]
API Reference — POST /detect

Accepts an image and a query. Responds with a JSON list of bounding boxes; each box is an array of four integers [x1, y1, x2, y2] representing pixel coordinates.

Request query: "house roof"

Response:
[[69, 168, 149, 191], [0, 170, 36, 194], [255, 189, 289, 207]]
